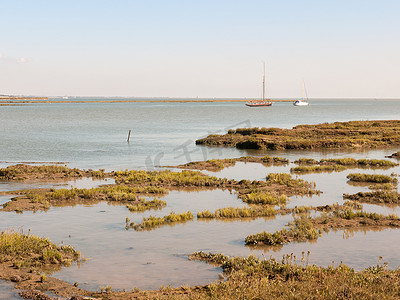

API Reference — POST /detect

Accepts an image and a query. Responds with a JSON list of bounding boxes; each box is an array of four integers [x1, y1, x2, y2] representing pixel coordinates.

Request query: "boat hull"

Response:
[[246, 101, 272, 107], [293, 100, 309, 106]]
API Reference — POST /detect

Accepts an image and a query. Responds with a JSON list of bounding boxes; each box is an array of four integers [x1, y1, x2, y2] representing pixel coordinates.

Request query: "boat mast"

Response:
[[262, 62, 265, 101], [302, 79, 309, 101]]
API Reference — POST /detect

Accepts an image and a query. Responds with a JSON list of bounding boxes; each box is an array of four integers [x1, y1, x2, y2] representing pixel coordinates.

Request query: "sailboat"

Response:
[[246, 63, 272, 107], [293, 80, 309, 106]]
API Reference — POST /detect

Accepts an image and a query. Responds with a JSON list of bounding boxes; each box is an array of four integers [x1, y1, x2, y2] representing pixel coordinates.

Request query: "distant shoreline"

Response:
[[0, 97, 398, 105], [0, 99, 295, 104]]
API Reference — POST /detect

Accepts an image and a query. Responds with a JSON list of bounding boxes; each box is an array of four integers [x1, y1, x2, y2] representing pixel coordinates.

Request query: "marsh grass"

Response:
[[331, 206, 399, 220], [240, 191, 287, 205], [197, 206, 276, 219], [187, 251, 400, 299], [291, 165, 346, 173], [0, 164, 85, 181], [265, 173, 317, 193], [291, 158, 398, 174], [369, 183, 397, 190], [126, 211, 194, 231], [245, 206, 400, 246], [294, 158, 319, 165], [28, 185, 167, 203], [171, 155, 289, 172], [347, 173, 398, 184], [0, 229, 80, 268], [245, 215, 319, 246], [126, 198, 166, 212], [114, 169, 227, 188], [344, 191, 400, 204], [196, 120, 400, 151]]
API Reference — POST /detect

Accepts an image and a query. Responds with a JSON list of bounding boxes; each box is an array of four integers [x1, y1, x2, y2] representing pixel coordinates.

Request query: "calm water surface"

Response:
[[1, 99, 400, 291], [0, 280, 21, 299], [1, 99, 399, 170]]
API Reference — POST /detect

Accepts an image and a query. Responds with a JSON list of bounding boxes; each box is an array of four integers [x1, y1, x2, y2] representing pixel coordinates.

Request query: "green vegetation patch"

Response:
[[188, 252, 400, 299], [266, 173, 316, 192], [197, 206, 276, 219], [39, 185, 166, 202], [245, 206, 400, 246], [245, 215, 319, 246], [347, 173, 398, 183], [114, 169, 228, 188], [291, 165, 346, 173], [170, 156, 289, 172], [291, 158, 398, 173], [344, 191, 400, 204], [0, 229, 80, 268], [126, 198, 166, 212], [126, 211, 194, 231], [196, 120, 400, 150], [0, 164, 86, 181], [240, 191, 287, 205]]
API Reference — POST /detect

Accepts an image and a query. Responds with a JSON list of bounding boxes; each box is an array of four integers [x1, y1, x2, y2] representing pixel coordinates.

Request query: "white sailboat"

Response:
[[293, 80, 309, 106]]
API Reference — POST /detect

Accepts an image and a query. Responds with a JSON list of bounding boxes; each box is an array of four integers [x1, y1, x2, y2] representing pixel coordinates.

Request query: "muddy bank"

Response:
[[245, 205, 400, 246], [291, 158, 398, 174], [0, 230, 92, 299], [1, 169, 318, 213], [166, 156, 289, 172], [0, 165, 107, 182], [344, 191, 400, 204], [196, 120, 400, 150]]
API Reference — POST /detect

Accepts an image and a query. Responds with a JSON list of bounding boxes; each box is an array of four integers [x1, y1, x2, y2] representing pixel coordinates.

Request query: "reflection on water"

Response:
[[1, 189, 291, 291], [0, 177, 114, 193], [0, 148, 399, 290], [253, 228, 400, 271], [202, 162, 291, 181], [0, 280, 21, 299]]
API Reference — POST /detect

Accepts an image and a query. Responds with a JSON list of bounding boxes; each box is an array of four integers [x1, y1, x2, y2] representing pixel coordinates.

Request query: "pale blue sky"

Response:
[[1, 0, 399, 98]]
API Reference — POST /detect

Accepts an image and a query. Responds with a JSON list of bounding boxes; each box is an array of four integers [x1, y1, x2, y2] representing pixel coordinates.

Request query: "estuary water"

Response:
[[1, 98, 400, 291], [1, 98, 399, 170]]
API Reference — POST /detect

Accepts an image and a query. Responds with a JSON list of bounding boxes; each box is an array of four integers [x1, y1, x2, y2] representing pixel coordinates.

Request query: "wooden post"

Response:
[[127, 130, 131, 143]]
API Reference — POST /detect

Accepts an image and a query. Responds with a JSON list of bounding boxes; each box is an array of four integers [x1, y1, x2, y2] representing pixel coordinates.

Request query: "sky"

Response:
[[0, 0, 399, 98]]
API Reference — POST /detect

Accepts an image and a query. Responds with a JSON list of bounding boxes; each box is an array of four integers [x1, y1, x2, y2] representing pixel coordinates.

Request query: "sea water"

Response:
[[1, 98, 399, 170], [1, 98, 400, 290]]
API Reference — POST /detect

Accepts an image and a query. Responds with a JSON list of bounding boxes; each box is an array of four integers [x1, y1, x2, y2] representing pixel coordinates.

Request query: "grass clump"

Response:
[[320, 158, 358, 165], [347, 173, 398, 183], [240, 191, 287, 205], [245, 215, 319, 246], [357, 159, 398, 167], [197, 206, 276, 219], [40, 185, 167, 202], [245, 205, 400, 247], [266, 173, 316, 190], [126, 198, 166, 212], [187, 252, 400, 299], [369, 183, 397, 190], [0, 164, 84, 181], [344, 191, 400, 204], [291, 165, 345, 174], [291, 158, 398, 174], [294, 158, 319, 165], [126, 211, 194, 231], [166, 156, 289, 172], [196, 120, 400, 150], [114, 169, 227, 188], [0, 229, 80, 268]]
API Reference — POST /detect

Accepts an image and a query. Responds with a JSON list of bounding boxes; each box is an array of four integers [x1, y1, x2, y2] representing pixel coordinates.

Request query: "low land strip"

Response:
[[196, 120, 400, 150]]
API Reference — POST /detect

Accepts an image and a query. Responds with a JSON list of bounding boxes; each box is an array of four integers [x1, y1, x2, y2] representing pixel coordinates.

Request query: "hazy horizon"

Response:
[[1, 0, 399, 99]]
